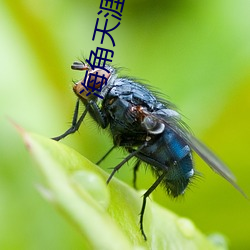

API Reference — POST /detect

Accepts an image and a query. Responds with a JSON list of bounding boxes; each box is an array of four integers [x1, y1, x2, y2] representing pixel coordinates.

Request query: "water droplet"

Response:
[[71, 170, 110, 209], [177, 217, 196, 238]]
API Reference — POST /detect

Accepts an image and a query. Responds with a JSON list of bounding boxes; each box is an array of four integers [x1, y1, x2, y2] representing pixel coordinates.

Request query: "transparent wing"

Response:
[[170, 122, 247, 198], [149, 110, 247, 198]]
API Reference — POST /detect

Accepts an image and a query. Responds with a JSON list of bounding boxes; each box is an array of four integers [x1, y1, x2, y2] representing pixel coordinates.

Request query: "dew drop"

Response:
[[177, 217, 196, 238]]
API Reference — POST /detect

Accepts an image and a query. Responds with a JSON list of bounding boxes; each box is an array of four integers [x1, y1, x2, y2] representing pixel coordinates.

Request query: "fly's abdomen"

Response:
[[164, 153, 193, 197], [163, 129, 194, 196], [137, 128, 194, 197]]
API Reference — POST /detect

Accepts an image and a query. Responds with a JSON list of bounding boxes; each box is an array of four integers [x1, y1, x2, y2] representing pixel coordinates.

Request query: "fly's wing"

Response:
[[151, 109, 247, 198], [182, 132, 248, 197]]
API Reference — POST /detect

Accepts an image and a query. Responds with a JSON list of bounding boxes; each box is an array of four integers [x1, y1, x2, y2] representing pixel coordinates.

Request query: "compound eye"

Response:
[[142, 116, 165, 134]]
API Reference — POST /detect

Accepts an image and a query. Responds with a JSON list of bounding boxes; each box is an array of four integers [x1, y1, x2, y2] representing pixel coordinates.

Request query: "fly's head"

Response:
[[71, 61, 115, 101]]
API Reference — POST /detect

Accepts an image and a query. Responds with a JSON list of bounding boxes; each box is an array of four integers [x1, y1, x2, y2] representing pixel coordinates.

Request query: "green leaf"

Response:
[[19, 128, 226, 250]]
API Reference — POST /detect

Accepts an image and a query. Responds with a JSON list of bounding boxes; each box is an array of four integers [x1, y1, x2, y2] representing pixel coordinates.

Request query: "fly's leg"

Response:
[[96, 145, 116, 165], [88, 100, 107, 129], [107, 143, 146, 184], [140, 172, 166, 240], [52, 99, 107, 141], [52, 99, 88, 141], [133, 160, 141, 189]]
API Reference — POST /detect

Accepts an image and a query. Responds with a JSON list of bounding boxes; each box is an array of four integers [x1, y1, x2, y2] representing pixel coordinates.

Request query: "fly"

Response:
[[52, 61, 247, 240]]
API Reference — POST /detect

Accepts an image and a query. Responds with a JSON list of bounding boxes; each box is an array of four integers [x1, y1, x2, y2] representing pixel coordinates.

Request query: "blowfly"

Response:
[[52, 61, 246, 240]]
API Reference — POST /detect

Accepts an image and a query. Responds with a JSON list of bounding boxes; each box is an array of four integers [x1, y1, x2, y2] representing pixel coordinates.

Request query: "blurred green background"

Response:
[[1, 0, 250, 249]]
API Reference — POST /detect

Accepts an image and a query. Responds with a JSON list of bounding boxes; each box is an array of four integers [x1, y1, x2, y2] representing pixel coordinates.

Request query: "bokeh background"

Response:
[[1, 0, 250, 249]]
